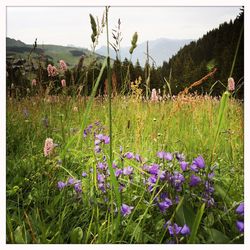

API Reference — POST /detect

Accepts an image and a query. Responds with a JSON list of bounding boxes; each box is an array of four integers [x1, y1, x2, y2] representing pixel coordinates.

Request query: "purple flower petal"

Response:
[[115, 169, 123, 177], [148, 163, 159, 175], [74, 182, 82, 193], [158, 198, 172, 212], [164, 152, 173, 161], [157, 151, 165, 159], [124, 152, 134, 159], [82, 172, 87, 177], [57, 181, 66, 190], [193, 155, 205, 169], [180, 161, 188, 171], [168, 223, 182, 236], [67, 177, 75, 185], [236, 220, 244, 233], [236, 202, 244, 216], [189, 175, 201, 187], [123, 166, 133, 175], [121, 203, 134, 216], [180, 224, 190, 236]]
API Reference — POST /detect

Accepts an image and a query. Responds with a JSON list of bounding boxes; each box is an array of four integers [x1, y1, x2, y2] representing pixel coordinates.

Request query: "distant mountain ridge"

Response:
[[6, 37, 105, 67], [96, 38, 193, 66]]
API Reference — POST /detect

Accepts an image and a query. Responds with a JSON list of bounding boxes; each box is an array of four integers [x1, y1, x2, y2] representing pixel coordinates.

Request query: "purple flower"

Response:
[[142, 164, 150, 171], [176, 152, 185, 162], [74, 182, 82, 193], [67, 177, 75, 185], [205, 182, 214, 194], [190, 164, 199, 172], [208, 172, 215, 179], [148, 175, 157, 184], [193, 155, 205, 169], [189, 175, 201, 187], [94, 145, 101, 153], [164, 152, 173, 161], [95, 139, 101, 145], [103, 135, 110, 144], [236, 203, 244, 216], [236, 220, 244, 233], [83, 129, 87, 138], [57, 181, 66, 190], [97, 173, 105, 183], [119, 183, 126, 192], [97, 162, 107, 170], [168, 223, 182, 236], [158, 198, 173, 212], [135, 154, 142, 163], [157, 151, 165, 159], [82, 172, 87, 177], [96, 134, 104, 140], [180, 224, 190, 236], [171, 171, 185, 191], [121, 203, 134, 216], [124, 152, 134, 159], [115, 169, 123, 178], [158, 170, 166, 180], [180, 161, 188, 171], [112, 163, 118, 169], [148, 163, 159, 175], [157, 151, 173, 161], [98, 182, 106, 193], [123, 166, 133, 175]]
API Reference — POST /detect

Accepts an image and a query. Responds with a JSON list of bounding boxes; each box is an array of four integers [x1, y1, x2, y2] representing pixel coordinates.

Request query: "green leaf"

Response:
[[204, 213, 215, 227], [188, 203, 206, 244], [207, 228, 230, 243], [214, 183, 232, 204], [70, 227, 83, 243], [14, 226, 25, 244]]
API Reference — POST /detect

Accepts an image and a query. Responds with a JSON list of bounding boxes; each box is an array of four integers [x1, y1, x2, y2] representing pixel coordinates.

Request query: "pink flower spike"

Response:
[[228, 77, 235, 91], [59, 60, 67, 71], [61, 79, 66, 87], [44, 138, 54, 157]]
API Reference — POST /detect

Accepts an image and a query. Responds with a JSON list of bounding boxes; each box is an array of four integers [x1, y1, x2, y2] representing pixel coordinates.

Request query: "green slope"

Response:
[[6, 37, 106, 68]]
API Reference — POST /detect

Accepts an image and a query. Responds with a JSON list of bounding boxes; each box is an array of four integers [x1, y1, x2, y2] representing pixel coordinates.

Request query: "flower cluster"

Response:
[[83, 121, 103, 140], [57, 176, 83, 193], [44, 138, 55, 157], [47, 64, 58, 77], [165, 220, 190, 241], [59, 60, 67, 72]]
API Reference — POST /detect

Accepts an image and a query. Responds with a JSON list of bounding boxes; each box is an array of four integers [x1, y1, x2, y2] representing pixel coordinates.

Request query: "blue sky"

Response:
[[6, 6, 241, 49]]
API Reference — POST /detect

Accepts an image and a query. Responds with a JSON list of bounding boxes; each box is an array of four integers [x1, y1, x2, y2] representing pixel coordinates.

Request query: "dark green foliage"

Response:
[[159, 10, 244, 98]]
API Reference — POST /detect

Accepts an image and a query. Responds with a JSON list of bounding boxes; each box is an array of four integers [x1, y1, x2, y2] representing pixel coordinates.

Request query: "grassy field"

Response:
[[6, 94, 244, 243]]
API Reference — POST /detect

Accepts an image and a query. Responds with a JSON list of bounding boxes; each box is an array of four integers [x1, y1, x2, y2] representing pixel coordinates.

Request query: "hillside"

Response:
[[96, 38, 193, 66], [6, 37, 105, 67], [159, 11, 244, 97]]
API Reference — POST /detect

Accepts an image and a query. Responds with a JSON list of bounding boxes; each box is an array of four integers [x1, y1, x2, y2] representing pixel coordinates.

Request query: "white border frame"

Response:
[[0, 1, 248, 250]]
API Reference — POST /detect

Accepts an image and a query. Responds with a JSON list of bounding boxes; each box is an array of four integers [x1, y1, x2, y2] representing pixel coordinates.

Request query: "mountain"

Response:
[[96, 38, 193, 66], [6, 37, 106, 67]]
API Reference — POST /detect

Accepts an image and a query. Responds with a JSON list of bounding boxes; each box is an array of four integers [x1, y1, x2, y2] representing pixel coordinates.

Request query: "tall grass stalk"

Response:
[[105, 6, 121, 242], [211, 23, 243, 165]]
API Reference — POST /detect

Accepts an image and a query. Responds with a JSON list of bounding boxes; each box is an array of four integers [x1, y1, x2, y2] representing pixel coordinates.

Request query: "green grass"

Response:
[[6, 94, 243, 243]]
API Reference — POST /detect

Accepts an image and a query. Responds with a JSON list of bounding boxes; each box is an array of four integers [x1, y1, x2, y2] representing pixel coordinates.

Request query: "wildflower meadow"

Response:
[[6, 6, 244, 244]]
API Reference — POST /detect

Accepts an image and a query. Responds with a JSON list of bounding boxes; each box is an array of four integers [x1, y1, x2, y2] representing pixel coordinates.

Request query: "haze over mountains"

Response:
[[96, 38, 193, 66], [7, 37, 193, 67]]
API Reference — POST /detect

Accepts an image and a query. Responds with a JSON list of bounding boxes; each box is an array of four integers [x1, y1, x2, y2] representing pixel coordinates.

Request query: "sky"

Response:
[[6, 6, 241, 50]]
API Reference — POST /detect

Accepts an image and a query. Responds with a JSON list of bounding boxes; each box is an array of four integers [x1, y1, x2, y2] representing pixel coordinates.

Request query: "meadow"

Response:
[[6, 7, 244, 244], [6, 93, 244, 243]]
